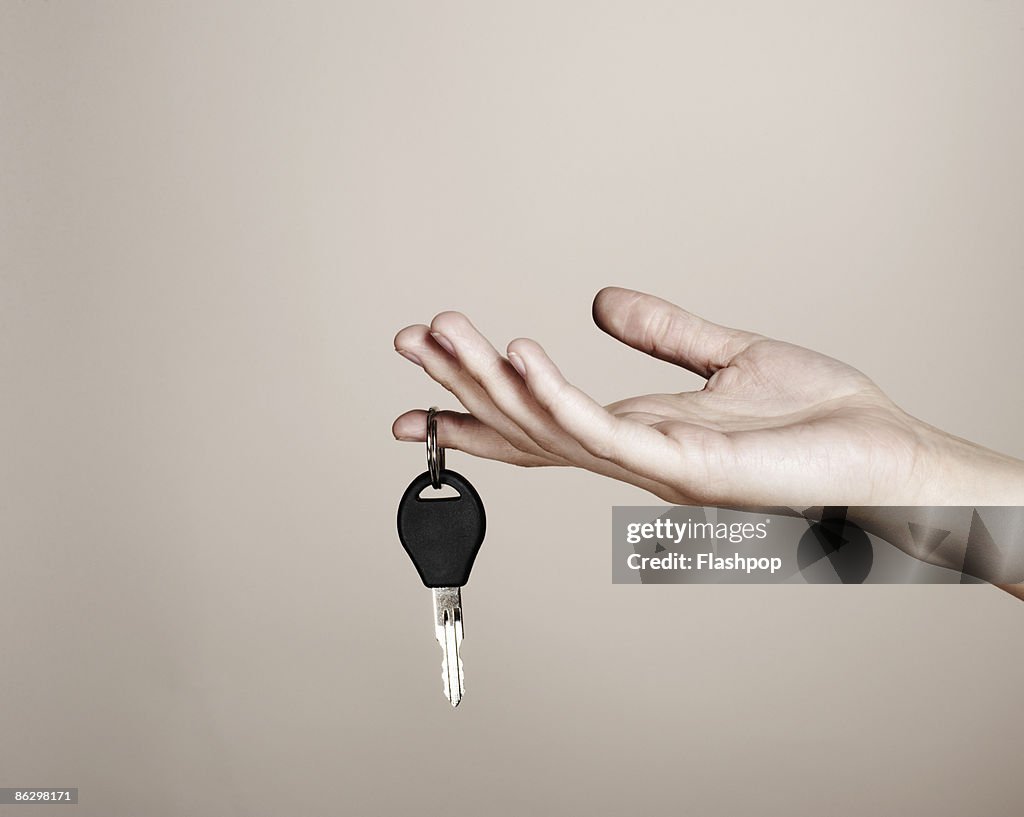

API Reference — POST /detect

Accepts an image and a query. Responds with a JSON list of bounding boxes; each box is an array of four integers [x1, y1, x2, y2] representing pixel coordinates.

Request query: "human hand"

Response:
[[393, 287, 1024, 509]]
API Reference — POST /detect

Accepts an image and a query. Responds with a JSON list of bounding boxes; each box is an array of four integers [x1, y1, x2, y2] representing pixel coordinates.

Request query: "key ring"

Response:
[[426, 406, 445, 489]]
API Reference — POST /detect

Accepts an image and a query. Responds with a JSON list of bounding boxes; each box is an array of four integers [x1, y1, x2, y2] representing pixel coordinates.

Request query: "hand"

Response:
[[393, 287, 1024, 509]]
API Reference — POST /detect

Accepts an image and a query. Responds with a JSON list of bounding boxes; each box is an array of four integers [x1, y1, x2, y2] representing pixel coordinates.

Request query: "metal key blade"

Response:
[[432, 587, 464, 707]]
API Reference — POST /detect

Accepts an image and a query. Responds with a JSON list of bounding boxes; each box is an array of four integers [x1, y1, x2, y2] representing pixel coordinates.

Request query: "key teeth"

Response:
[[440, 655, 465, 707]]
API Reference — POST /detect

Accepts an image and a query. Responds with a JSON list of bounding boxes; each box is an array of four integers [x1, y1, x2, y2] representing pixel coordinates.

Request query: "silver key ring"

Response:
[[426, 406, 445, 489]]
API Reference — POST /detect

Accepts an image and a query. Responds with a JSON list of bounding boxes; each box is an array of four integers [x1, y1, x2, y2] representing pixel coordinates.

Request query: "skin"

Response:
[[393, 286, 1024, 597]]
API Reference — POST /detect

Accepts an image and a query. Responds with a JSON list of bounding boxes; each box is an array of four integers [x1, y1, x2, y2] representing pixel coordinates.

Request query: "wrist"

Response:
[[913, 420, 1024, 505]]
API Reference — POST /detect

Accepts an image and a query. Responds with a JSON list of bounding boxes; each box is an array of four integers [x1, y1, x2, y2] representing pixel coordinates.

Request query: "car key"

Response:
[[397, 409, 486, 707]]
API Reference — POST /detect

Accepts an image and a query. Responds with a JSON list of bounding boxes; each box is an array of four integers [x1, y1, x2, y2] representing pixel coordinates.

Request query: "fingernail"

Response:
[[396, 348, 422, 366], [430, 332, 456, 357], [507, 351, 527, 377], [395, 434, 418, 442]]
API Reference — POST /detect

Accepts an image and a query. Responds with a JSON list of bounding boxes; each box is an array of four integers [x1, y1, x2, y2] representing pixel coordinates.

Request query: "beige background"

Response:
[[3, 2, 1023, 815]]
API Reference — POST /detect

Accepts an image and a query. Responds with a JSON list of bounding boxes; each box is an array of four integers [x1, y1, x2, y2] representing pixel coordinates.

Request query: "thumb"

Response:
[[592, 286, 761, 378]]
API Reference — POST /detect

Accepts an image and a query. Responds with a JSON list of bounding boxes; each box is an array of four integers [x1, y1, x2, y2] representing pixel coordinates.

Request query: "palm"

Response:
[[604, 340, 922, 506]]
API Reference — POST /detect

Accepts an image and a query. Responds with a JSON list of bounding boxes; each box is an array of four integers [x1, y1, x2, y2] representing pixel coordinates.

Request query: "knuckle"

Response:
[[646, 309, 702, 364], [432, 370, 460, 393], [582, 423, 616, 461], [640, 308, 677, 357], [546, 375, 577, 411], [479, 353, 508, 384], [440, 411, 468, 436], [531, 438, 562, 458]]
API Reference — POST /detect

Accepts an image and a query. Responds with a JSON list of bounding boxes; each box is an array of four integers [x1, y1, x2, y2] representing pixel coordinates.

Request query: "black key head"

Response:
[[397, 470, 486, 588]]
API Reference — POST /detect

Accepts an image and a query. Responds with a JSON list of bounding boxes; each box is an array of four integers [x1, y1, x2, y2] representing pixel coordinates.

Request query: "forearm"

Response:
[[842, 425, 1024, 585], [844, 505, 1024, 583]]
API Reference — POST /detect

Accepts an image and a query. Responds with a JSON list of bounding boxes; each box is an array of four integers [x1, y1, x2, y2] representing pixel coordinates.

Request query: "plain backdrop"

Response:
[[2, 2, 1023, 816]]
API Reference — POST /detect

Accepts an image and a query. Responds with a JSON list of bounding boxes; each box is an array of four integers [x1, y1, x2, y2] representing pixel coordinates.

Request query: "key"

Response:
[[397, 469, 486, 707]]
